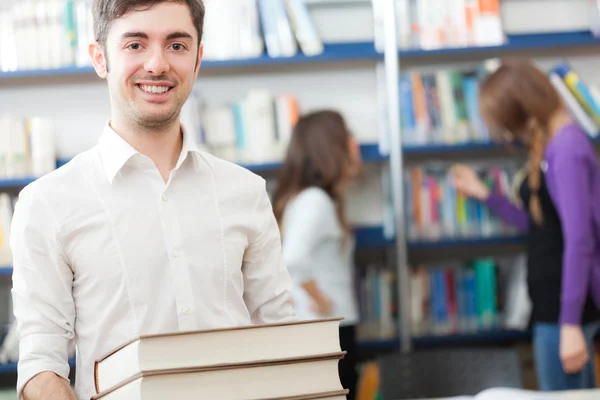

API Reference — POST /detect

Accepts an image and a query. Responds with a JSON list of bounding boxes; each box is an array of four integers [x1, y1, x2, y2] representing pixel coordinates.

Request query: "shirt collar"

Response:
[[97, 122, 203, 184]]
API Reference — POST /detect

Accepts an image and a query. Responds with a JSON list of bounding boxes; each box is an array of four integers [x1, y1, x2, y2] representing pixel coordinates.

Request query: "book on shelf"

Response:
[[404, 163, 520, 242], [410, 256, 531, 338], [0, 0, 324, 73], [181, 88, 300, 165], [0, 115, 57, 179], [550, 62, 600, 138], [93, 318, 346, 398], [399, 68, 489, 147], [355, 264, 397, 342], [386, 0, 505, 51]]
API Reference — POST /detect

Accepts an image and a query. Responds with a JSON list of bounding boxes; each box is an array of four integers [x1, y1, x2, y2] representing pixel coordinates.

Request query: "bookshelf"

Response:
[[0, 41, 382, 82], [384, 4, 600, 353], [3, 32, 600, 83]]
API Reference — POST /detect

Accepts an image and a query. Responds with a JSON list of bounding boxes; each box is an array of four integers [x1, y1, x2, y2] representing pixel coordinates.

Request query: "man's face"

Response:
[[94, 2, 202, 130]]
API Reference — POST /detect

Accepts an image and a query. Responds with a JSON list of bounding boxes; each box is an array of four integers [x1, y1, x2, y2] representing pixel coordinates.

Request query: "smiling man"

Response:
[[10, 1, 296, 400]]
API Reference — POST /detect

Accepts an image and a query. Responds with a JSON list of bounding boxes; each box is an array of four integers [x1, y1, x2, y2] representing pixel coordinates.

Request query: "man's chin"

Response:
[[134, 112, 180, 129]]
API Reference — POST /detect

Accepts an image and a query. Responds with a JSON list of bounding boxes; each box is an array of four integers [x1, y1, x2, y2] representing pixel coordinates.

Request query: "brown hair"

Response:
[[272, 110, 357, 241], [93, 0, 205, 49], [478, 58, 563, 225]]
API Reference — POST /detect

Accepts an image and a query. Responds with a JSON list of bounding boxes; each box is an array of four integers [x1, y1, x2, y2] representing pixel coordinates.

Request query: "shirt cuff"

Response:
[[559, 298, 585, 326], [17, 335, 72, 398]]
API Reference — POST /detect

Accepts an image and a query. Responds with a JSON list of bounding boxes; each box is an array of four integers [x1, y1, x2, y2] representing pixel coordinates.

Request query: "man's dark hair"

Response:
[[93, 0, 205, 49]]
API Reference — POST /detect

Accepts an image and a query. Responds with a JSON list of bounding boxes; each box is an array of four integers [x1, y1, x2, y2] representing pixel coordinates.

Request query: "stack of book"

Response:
[[90, 318, 348, 400]]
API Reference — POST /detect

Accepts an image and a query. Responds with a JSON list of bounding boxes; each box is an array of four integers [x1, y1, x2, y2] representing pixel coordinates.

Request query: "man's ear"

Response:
[[193, 43, 203, 78], [89, 41, 109, 78]]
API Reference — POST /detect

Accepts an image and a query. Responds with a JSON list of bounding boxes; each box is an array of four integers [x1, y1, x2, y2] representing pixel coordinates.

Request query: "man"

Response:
[[10, 1, 296, 399]]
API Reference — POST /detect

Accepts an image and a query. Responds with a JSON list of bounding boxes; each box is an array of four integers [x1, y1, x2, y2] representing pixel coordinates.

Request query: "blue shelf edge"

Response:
[[407, 234, 526, 250], [4, 144, 385, 187], [354, 225, 395, 249], [0, 42, 380, 80], [0, 226, 391, 276], [403, 141, 502, 155], [399, 30, 600, 58], [357, 330, 532, 349], [412, 329, 532, 346]]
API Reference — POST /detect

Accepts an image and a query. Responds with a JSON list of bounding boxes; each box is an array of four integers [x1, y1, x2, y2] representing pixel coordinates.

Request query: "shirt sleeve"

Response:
[[484, 192, 529, 232], [547, 151, 595, 326], [242, 180, 297, 325], [10, 187, 75, 397]]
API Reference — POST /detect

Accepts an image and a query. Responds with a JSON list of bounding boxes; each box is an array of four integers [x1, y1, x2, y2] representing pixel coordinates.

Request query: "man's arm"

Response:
[[10, 187, 76, 399], [21, 372, 76, 400], [242, 181, 296, 324]]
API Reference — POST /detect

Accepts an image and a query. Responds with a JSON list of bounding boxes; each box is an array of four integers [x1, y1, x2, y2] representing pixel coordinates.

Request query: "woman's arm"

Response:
[[451, 164, 529, 232], [547, 149, 595, 326], [484, 192, 529, 232]]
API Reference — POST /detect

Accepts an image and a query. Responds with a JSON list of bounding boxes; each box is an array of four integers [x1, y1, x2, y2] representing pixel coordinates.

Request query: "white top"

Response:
[[281, 187, 359, 327], [10, 123, 296, 400]]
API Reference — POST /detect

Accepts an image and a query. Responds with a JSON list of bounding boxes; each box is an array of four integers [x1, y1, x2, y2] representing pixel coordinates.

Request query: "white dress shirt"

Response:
[[281, 187, 359, 327], [10, 123, 296, 400]]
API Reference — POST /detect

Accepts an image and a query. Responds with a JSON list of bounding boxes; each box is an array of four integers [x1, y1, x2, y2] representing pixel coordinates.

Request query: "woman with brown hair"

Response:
[[272, 110, 362, 399], [451, 58, 600, 391]]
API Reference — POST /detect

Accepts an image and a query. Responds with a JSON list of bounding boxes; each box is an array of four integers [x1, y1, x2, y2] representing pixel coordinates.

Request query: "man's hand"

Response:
[[22, 371, 76, 400], [560, 324, 589, 374]]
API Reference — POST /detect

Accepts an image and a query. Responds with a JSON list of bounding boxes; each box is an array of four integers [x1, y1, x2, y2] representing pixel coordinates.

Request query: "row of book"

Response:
[[399, 61, 600, 147], [549, 62, 600, 139], [391, 0, 505, 51], [410, 256, 530, 338], [0, 0, 324, 73], [403, 163, 520, 241], [355, 265, 397, 342], [181, 88, 300, 165], [399, 68, 489, 146], [0, 115, 57, 179]]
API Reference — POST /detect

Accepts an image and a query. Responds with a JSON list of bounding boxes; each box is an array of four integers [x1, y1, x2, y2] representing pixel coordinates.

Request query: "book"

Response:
[[94, 318, 343, 394], [91, 353, 346, 400]]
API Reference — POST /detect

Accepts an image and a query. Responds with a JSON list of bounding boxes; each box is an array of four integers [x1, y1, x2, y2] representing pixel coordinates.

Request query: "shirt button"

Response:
[[162, 193, 168, 201], [172, 247, 181, 257], [182, 307, 191, 315]]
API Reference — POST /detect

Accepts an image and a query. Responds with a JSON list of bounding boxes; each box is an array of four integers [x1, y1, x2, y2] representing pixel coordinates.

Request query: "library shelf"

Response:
[[403, 141, 502, 155], [407, 234, 526, 250], [237, 143, 388, 172], [57, 144, 387, 177], [0, 177, 39, 189], [354, 225, 395, 249], [0, 224, 390, 276], [357, 338, 399, 349], [411, 329, 532, 346], [0, 144, 385, 188], [0, 42, 382, 82], [398, 30, 600, 60]]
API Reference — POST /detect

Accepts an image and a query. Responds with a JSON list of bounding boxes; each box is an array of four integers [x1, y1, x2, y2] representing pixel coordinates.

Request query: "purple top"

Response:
[[485, 122, 600, 325]]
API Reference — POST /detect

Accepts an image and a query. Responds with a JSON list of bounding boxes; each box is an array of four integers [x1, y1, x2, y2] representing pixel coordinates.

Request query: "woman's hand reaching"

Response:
[[450, 164, 490, 201]]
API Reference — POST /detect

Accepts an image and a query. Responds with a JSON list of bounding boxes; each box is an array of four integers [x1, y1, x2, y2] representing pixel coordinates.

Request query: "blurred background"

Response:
[[2, 0, 600, 399]]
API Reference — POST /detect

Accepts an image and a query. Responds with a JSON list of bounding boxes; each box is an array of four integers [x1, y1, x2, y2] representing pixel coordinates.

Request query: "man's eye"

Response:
[[128, 43, 141, 50], [172, 44, 183, 51]]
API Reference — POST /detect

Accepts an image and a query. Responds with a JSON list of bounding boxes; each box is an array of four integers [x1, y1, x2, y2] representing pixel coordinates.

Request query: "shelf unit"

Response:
[[0, 42, 383, 81], [379, 7, 600, 353]]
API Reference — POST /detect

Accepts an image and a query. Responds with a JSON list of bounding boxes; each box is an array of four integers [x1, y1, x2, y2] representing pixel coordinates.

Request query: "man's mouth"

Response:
[[136, 84, 174, 94]]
